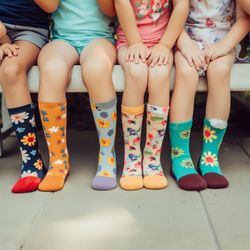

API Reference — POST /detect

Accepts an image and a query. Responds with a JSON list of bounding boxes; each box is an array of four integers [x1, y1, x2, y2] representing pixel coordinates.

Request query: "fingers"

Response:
[[186, 55, 193, 66], [192, 56, 202, 71], [0, 50, 3, 62], [150, 53, 160, 67]]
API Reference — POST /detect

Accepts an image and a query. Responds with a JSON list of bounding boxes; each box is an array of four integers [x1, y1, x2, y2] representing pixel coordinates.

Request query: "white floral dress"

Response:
[[185, 0, 235, 46]]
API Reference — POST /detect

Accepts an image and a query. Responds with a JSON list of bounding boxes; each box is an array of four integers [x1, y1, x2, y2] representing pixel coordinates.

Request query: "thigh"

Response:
[[80, 38, 116, 67], [1, 40, 40, 71], [38, 40, 79, 70]]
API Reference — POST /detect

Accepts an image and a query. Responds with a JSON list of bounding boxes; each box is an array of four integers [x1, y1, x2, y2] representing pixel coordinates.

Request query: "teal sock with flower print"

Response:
[[90, 97, 117, 190], [198, 118, 229, 188], [8, 104, 46, 193], [169, 120, 207, 191]]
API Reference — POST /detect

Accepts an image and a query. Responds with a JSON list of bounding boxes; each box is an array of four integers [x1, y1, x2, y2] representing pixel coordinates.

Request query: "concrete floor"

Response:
[[0, 129, 250, 250]]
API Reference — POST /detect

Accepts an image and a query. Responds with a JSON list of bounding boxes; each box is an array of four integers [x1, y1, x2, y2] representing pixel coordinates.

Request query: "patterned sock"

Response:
[[8, 104, 46, 193], [198, 118, 229, 188], [120, 104, 144, 190], [143, 104, 168, 189], [169, 120, 207, 191], [38, 100, 69, 192], [91, 97, 117, 190]]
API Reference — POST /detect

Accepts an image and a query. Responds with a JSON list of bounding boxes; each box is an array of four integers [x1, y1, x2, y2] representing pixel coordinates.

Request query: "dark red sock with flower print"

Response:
[[8, 104, 46, 193]]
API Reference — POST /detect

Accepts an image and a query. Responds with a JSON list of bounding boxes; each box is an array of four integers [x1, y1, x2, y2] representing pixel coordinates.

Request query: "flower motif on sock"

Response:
[[201, 152, 219, 167], [21, 133, 36, 146], [21, 170, 38, 178], [16, 127, 26, 133], [53, 159, 64, 166], [100, 112, 108, 118], [21, 148, 31, 163], [34, 159, 43, 170], [203, 126, 217, 143], [180, 130, 191, 140], [180, 159, 194, 168], [48, 126, 60, 133], [100, 138, 111, 147], [99, 170, 112, 177], [171, 147, 184, 158], [97, 119, 110, 128], [108, 156, 115, 165], [112, 112, 117, 121], [29, 116, 35, 127], [11, 112, 29, 124]]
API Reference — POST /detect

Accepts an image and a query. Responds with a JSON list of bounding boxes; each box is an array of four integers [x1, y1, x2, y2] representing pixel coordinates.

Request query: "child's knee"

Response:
[[0, 62, 24, 84], [208, 62, 231, 81], [125, 62, 148, 81], [149, 65, 170, 83], [39, 59, 69, 77], [176, 63, 197, 80]]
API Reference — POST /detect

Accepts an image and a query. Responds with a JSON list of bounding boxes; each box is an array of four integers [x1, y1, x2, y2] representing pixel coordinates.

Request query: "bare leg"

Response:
[[0, 41, 40, 108], [142, 54, 173, 189], [169, 50, 207, 191], [170, 51, 199, 123], [0, 41, 44, 193], [148, 52, 173, 106], [206, 51, 235, 120], [198, 52, 235, 189], [37, 40, 79, 192], [80, 39, 116, 102], [80, 39, 118, 190], [118, 45, 148, 106], [38, 40, 79, 102]]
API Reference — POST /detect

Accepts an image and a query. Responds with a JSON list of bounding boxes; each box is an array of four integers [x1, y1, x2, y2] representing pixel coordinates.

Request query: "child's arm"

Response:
[[0, 22, 6, 40], [97, 0, 116, 17], [115, 0, 149, 63], [204, 3, 250, 63], [237, 0, 250, 15], [148, 0, 189, 67], [34, 0, 60, 13]]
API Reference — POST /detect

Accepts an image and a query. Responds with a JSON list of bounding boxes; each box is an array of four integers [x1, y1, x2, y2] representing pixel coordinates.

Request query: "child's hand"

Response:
[[204, 42, 232, 64], [0, 43, 19, 62], [127, 41, 150, 64], [147, 43, 171, 67], [180, 41, 207, 72]]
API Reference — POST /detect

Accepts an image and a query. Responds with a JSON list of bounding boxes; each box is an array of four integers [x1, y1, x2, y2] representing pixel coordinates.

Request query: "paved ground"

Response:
[[0, 129, 250, 250]]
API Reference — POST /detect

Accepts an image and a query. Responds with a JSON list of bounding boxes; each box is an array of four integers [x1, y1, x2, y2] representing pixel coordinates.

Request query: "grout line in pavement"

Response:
[[199, 192, 222, 250], [19, 193, 53, 250]]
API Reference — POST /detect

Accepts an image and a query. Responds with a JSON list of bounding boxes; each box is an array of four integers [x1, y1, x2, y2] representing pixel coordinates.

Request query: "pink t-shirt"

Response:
[[116, 0, 172, 49]]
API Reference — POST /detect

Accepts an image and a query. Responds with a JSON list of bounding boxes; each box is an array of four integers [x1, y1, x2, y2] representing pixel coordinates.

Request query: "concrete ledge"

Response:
[[0, 64, 250, 93]]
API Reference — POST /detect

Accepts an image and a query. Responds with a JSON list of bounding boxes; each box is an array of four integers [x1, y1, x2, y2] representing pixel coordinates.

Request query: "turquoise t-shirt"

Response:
[[51, 0, 115, 52]]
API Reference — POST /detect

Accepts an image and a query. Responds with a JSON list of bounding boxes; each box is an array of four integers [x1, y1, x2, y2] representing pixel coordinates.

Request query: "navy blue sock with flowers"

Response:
[[198, 118, 229, 188], [8, 104, 46, 193], [169, 120, 207, 191], [90, 97, 117, 190]]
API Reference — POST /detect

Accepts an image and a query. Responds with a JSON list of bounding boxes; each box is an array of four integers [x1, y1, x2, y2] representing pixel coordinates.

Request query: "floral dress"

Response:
[[185, 0, 235, 46], [116, 0, 172, 48]]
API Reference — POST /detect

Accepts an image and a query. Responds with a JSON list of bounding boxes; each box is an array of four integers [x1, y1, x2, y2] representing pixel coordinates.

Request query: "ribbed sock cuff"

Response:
[[121, 104, 144, 115]]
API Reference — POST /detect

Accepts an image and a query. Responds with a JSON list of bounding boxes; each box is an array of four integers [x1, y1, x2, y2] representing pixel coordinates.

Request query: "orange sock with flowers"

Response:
[[38, 100, 70, 192]]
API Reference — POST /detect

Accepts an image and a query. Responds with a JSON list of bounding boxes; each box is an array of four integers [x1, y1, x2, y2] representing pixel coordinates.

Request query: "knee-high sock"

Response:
[[143, 104, 168, 189], [91, 97, 118, 190], [8, 103, 46, 193], [120, 104, 144, 190], [169, 120, 207, 191], [38, 100, 69, 192]]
